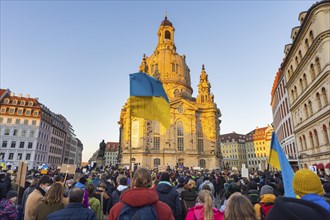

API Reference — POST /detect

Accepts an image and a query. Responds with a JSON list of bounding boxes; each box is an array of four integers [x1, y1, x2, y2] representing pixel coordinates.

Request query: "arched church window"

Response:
[[153, 121, 160, 150], [177, 121, 184, 151], [199, 159, 206, 168], [154, 158, 160, 167], [172, 63, 176, 72], [165, 30, 171, 40], [174, 89, 180, 97]]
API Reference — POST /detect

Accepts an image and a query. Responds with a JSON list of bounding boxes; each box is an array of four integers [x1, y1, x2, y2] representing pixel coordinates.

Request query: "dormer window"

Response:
[[20, 100, 26, 106], [4, 99, 9, 104], [12, 99, 18, 105], [28, 101, 33, 107]]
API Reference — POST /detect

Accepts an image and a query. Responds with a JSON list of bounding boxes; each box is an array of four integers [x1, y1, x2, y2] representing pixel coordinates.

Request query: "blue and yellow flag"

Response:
[[268, 132, 295, 197], [129, 72, 170, 128]]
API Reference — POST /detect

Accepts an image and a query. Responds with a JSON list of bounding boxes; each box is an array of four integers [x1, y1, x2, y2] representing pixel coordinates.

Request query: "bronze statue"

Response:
[[98, 140, 106, 158]]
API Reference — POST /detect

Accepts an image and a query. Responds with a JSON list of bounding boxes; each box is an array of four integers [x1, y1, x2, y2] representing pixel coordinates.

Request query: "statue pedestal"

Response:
[[96, 157, 106, 168]]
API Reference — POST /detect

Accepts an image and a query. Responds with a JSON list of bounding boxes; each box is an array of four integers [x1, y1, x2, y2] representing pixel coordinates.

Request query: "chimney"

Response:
[[26, 94, 30, 98], [18, 93, 22, 98], [10, 92, 15, 96]]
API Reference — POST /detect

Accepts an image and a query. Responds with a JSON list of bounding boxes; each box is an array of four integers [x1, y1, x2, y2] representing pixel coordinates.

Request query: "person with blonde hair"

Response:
[[181, 179, 198, 218], [186, 190, 223, 220], [224, 192, 257, 220], [35, 182, 65, 220]]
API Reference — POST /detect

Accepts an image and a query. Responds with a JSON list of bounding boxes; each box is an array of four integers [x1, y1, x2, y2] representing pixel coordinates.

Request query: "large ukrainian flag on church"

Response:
[[268, 132, 295, 197], [129, 72, 170, 128]]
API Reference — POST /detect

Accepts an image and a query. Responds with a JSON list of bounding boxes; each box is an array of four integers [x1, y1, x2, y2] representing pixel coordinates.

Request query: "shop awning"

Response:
[[317, 163, 324, 169], [325, 163, 330, 169]]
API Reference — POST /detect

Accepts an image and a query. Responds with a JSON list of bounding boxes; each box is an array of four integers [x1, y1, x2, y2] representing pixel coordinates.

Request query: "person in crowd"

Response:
[[108, 167, 174, 220], [86, 183, 101, 220], [224, 192, 257, 220], [74, 176, 89, 208], [199, 175, 215, 195], [0, 190, 18, 220], [54, 175, 63, 183], [108, 176, 128, 212], [35, 183, 65, 220], [292, 169, 330, 212], [266, 196, 330, 220], [64, 179, 74, 197], [220, 183, 241, 213], [91, 174, 100, 188], [21, 176, 38, 219], [95, 182, 111, 219], [181, 179, 198, 217], [186, 189, 223, 220], [218, 172, 227, 203], [0, 173, 7, 200], [323, 182, 330, 204], [246, 181, 260, 206], [46, 188, 97, 220], [196, 173, 204, 190], [156, 172, 182, 220], [254, 185, 275, 219], [176, 176, 185, 195], [25, 175, 53, 220]]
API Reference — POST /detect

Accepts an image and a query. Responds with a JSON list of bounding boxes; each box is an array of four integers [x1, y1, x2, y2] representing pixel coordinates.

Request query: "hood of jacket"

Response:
[[301, 194, 330, 212], [156, 182, 173, 194], [181, 189, 198, 201], [260, 194, 276, 203], [74, 182, 85, 189], [120, 188, 159, 207]]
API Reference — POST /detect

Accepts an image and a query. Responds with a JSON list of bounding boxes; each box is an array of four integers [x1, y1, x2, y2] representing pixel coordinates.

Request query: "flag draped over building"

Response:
[[268, 132, 296, 197], [129, 72, 170, 128]]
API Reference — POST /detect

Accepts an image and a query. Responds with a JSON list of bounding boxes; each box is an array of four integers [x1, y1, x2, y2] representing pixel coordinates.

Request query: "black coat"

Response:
[[46, 202, 97, 220], [156, 182, 182, 220]]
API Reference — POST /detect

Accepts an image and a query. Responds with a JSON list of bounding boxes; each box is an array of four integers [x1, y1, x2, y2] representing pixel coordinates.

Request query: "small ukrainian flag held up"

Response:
[[129, 72, 170, 128], [268, 132, 296, 198]]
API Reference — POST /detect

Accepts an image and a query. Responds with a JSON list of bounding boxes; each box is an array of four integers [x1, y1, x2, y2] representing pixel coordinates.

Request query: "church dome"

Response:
[[160, 16, 173, 27]]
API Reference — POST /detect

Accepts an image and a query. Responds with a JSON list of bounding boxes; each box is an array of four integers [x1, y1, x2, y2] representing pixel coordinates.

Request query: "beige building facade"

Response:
[[220, 132, 247, 169], [283, 1, 330, 168], [119, 16, 222, 169]]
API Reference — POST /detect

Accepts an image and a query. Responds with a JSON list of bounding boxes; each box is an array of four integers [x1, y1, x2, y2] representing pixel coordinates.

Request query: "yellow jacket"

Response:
[[254, 194, 276, 220]]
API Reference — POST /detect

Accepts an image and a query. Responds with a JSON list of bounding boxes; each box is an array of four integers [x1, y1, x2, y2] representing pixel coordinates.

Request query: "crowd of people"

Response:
[[0, 164, 329, 220]]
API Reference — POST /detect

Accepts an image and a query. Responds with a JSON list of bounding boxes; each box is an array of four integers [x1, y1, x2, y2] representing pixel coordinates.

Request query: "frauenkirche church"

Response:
[[118, 16, 222, 169]]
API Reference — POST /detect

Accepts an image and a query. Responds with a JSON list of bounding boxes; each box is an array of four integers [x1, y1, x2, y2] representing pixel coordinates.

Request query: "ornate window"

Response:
[[308, 100, 313, 115], [321, 87, 328, 105], [153, 121, 160, 150], [305, 39, 309, 49], [33, 111, 39, 117], [199, 159, 206, 168], [28, 101, 33, 107], [304, 103, 309, 118], [4, 99, 9, 104], [315, 57, 321, 74], [20, 100, 25, 106], [314, 129, 319, 147], [309, 131, 314, 148], [0, 107, 6, 113], [295, 56, 299, 66], [9, 108, 15, 114], [25, 109, 31, 116], [165, 30, 171, 40], [323, 125, 329, 144], [310, 63, 315, 80], [177, 121, 184, 151], [153, 158, 160, 167], [316, 93, 322, 110], [174, 89, 180, 97], [303, 74, 307, 89], [309, 30, 314, 42], [298, 50, 303, 60], [12, 99, 18, 105]]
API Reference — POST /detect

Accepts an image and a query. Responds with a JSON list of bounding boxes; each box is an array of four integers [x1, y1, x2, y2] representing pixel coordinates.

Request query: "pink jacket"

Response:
[[186, 205, 223, 220]]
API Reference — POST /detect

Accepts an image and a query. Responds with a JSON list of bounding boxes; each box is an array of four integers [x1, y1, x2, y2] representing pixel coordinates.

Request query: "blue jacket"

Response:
[[46, 203, 97, 220], [156, 181, 182, 220], [301, 194, 330, 213]]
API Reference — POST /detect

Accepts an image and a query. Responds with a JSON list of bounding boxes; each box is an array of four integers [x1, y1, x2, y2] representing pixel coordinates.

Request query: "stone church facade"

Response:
[[118, 16, 222, 169]]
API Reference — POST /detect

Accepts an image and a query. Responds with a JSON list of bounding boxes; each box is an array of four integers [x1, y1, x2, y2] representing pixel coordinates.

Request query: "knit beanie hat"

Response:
[[119, 176, 128, 186], [160, 172, 170, 182], [225, 183, 240, 199], [6, 190, 17, 200], [266, 196, 330, 220], [178, 176, 185, 184], [260, 185, 274, 196], [292, 169, 324, 198]]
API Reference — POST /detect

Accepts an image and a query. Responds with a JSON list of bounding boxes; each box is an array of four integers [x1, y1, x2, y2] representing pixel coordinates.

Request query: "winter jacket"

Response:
[[95, 190, 110, 215], [254, 193, 276, 220], [25, 186, 45, 220], [35, 201, 65, 220], [107, 188, 174, 220], [0, 198, 17, 220], [46, 202, 97, 220], [181, 189, 198, 218], [74, 183, 89, 208], [301, 194, 330, 213], [156, 181, 182, 220], [22, 185, 35, 214], [88, 197, 101, 220], [186, 205, 223, 220]]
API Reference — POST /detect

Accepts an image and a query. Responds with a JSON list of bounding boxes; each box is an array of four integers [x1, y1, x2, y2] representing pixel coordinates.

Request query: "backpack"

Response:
[[118, 203, 157, 220], [260, 202, 274, 220]]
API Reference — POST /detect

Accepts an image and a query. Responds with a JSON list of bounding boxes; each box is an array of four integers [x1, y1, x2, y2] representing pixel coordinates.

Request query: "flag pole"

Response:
[[129, 101, 133, 188]]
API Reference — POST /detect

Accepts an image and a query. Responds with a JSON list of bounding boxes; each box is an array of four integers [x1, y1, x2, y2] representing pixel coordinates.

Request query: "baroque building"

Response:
[[282, 1, 330, 168], [245, 125, 273, 170], [220, 132, 247, 169], [119, 16, 222, 169], [271, 68, 298, 168], [0, 89, 83, 169], [105, 142, 119, 167]]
